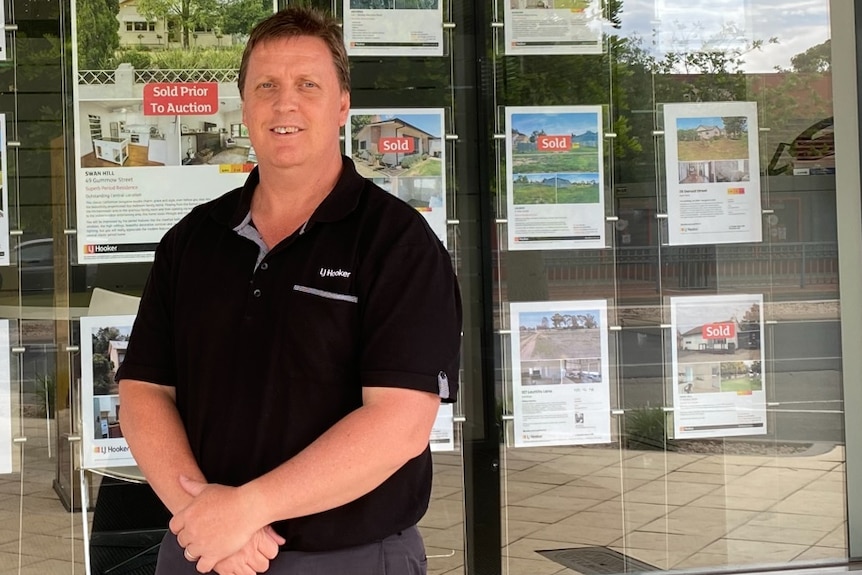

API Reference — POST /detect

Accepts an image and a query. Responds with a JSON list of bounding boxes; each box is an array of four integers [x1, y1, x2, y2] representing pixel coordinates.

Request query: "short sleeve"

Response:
[[358, 227, 462, 403], [115, 228, 178, 387]]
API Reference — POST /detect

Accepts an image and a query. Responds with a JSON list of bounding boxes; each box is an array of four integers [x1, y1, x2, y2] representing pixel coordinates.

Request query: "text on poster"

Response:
[[537, 135, 572, 151], [143, 82, 219, 115]]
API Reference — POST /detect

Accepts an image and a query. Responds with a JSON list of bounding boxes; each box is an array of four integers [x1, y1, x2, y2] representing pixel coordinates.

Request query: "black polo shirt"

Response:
[[116, 156, 462, 551]]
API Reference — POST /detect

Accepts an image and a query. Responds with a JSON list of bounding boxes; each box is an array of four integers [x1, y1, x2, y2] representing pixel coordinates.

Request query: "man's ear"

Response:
[[339, 91, 351, 127]]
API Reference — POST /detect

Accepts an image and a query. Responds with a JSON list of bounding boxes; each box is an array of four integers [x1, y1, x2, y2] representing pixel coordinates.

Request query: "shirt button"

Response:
[[253, 289, 261, 297], [260, 263, 268, 270]]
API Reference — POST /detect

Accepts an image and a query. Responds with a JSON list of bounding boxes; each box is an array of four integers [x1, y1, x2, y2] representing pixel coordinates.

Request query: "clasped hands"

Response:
[[171, 475, 284, 574]]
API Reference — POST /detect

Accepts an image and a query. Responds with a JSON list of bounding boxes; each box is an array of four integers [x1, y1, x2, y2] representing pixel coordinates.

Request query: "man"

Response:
[[117, 7, 461, 575]]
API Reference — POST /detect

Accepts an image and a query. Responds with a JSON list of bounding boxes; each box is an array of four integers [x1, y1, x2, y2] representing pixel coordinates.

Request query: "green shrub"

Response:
[[112, 48, 153, 70], [400, 153, 422, 169], [147, 46, 243, 70], [33, 374, 56, 419], [622, 406, 667, 450]]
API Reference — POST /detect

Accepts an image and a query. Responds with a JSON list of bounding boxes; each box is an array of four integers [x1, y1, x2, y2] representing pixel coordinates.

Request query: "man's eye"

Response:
[[260, 82, 274, 89]]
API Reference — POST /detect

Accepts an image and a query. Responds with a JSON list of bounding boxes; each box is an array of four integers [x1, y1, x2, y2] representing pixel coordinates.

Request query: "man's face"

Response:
[[242, 36, 349, 172]]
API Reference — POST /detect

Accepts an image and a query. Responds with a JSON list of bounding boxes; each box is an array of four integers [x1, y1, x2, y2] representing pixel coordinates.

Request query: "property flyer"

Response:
[[0, 0, 5, 61], [504, 0, 603, 56], [80, 315, 137, 469], [670, 294, 766, 440], [345, 108, 447, 246], [0, 114, 8, 265], [663, 102, 762, 246], [506, 106, 605, 251], [0, 321, 10, 474], [72, 0, 276, 263], [430, 403, 454, 452], [511, 300, 611, 447], [654, 0, 751, 55], [344, 0, 443, 57]]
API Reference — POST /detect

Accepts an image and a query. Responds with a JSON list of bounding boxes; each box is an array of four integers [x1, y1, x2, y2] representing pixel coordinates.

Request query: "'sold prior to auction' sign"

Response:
[[143, 83, 219, 115]]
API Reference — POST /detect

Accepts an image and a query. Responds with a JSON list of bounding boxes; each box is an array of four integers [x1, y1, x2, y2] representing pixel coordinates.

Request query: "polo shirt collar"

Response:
[[218, 156, 364, 229]]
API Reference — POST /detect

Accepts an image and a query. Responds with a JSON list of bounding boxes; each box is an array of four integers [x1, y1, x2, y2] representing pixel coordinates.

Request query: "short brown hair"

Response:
[[238, 6, 350, 98]]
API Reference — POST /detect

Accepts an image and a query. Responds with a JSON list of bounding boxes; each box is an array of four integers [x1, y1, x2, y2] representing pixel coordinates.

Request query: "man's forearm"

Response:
[[170, 387, 440, 567], [239, 387, 440, 528], [118, 379, 207, 514]]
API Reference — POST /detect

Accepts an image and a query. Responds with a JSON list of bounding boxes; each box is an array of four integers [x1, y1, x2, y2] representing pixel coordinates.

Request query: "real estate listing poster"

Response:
[[80, 315, 137, 469], [670, 294, 766, 440], [430, 404, 454, 452], [654, 0, 751, 55], [663, 101, 762, 246], [345, 108, 447, 246], [0, 1, 6, 61], [344, 0, 443, 57], [504, 0, 603, 56], [72, 0, 276, 263], [0, 320, 11, 474], [511, 300, 611, 447], [506, 106, 604, 251], [0, 114, 8, 266]]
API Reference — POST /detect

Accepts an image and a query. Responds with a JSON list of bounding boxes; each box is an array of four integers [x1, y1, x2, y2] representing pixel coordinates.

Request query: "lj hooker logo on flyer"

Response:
[[143, 82, 219, 115]]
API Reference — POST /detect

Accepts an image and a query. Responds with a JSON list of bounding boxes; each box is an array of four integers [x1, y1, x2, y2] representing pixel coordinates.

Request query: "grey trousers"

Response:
[[155, 526, 427, 575]]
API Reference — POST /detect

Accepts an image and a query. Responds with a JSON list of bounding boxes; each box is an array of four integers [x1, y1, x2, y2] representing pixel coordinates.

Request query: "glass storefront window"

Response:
[[494, 1, 847, 573]]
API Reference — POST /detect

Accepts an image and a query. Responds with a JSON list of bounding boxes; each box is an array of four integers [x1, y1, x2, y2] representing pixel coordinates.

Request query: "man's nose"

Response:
[[272, 87, 299, 111]]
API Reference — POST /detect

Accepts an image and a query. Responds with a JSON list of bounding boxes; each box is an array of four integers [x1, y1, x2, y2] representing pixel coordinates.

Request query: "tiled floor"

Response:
[[0, 417, 849, 575], [422, 442, 847, 575]]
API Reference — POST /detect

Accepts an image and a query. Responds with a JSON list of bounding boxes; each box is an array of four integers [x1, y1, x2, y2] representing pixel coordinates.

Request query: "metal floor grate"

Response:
[[537, 547, 660, 574]]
